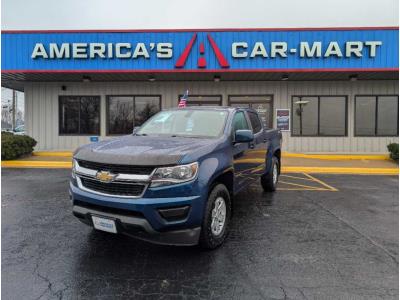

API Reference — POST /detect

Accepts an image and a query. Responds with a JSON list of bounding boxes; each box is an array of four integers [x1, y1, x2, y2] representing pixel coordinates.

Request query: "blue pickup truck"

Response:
[[71, 107, 282, 249]]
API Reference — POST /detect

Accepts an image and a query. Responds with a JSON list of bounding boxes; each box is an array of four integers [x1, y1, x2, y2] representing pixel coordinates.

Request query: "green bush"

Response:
[[387, 143, 399, 162], [1, 132, 37, 160]]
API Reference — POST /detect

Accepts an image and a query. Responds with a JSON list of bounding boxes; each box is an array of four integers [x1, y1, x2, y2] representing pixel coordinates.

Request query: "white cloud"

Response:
[[1, 0, 398, 30]]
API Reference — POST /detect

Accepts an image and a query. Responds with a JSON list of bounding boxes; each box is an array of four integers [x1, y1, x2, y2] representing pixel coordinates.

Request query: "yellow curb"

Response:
[[2, 161, 72, 168], [32, 151, 73, 157], [282, 166, 399, 175], [282, 152, 390, 161]]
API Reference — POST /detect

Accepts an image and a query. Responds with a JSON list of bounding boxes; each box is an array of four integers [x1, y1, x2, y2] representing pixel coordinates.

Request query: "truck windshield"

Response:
[[136, 110, 228, 138]]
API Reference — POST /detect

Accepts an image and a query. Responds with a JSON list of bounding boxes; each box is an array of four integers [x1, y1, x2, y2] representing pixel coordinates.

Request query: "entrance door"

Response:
[[228, 95, 273, 129]]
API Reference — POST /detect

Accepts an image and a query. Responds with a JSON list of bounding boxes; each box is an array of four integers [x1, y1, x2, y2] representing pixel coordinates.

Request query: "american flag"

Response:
[[178, 90, 189, 108]]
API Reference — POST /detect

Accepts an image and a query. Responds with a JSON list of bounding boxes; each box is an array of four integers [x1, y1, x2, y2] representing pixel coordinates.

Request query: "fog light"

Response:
[[158, 206, 190, 222]]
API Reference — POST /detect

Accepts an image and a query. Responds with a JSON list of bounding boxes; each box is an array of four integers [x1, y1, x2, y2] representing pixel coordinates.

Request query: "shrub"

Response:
[[387, 143, 399, 162], [1, 132, 37, 160]]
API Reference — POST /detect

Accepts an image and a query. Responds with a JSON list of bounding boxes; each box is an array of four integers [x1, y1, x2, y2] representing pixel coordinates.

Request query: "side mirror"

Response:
[[133, 126, 141, 134], [234, 129, 254, 143]]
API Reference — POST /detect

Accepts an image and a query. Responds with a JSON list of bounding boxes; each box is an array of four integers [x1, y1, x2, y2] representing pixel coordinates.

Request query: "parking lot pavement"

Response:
[[2, 169, 398, 300]]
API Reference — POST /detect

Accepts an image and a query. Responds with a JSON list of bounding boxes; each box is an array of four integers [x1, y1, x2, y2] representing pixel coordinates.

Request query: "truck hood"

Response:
[[74, 135, 217, 166]]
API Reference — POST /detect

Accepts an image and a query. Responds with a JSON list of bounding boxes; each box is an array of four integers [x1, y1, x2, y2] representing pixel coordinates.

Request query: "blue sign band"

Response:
[[2, 28, 398, 71]]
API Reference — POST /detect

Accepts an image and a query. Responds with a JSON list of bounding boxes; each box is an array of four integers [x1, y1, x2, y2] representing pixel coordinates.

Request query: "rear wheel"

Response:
[[261, 156, 279, 192], [199, 184, 231, 249]]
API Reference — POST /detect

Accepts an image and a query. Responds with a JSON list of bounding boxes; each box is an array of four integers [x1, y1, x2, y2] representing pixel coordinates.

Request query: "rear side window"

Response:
[[247, 111, 262, 133]]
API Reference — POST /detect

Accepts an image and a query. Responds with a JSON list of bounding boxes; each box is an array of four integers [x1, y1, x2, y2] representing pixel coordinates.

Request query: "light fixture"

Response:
[[82, 76, 91, 82], [213, 75, 221, 82], [61, 85, 67, 91], [148, 75, 156, 82], [281, 74, 289, 81], [295, 100, 310, 105], [349, 74, 358, 81]]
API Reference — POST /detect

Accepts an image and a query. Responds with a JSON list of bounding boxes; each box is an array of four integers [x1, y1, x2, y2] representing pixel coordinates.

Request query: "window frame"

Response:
[[354, 95, 399, 137], [291, 95, 348, 137], [246, 110, 263, 134], [58, 95, 101, 136], [177, 94, 222, 106], [106, 94, 162, 136]]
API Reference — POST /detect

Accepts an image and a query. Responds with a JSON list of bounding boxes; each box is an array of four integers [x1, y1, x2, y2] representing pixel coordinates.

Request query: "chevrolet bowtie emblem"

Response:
[[95, 171, 116, 183]]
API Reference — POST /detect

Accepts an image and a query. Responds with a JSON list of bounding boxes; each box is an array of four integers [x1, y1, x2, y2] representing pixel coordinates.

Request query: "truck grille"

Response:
[[80, 177, 146, 197], [77, 160, 154, 175]]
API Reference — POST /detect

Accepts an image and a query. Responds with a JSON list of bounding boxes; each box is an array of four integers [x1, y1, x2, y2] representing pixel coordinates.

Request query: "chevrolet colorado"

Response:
[[71, 107, 282, 249]]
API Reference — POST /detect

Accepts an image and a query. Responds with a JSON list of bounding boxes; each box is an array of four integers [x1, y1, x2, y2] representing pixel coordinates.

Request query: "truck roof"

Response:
[[166, 106, 255, 113]]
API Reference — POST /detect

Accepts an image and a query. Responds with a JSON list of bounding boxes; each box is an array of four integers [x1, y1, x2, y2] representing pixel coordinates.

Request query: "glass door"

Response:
[[228, 95, 273, 129]]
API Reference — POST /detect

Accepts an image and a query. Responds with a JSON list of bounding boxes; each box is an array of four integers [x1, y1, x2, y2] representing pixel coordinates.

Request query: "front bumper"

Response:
[[70, 181, 205, 246], [73, 204, 201, 246]]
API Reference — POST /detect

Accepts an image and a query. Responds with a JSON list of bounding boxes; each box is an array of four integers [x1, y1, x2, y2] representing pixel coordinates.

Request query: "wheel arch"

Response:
[[209, 169, 234, 197]]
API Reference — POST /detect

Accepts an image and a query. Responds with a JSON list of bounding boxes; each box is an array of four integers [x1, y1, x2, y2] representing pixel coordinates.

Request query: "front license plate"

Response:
[[92, 215, 117, 234]]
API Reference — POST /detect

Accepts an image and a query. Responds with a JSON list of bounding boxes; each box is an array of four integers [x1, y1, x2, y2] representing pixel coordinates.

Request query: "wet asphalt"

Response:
[[1, 169, 398, 300]]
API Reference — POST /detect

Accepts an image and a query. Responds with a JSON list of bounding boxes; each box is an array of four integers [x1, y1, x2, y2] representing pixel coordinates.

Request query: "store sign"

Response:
[[2, 28, 398, 71], [31, 42, 173, 59], [276, 109, 290, 131], [31, 40, 382, 60]]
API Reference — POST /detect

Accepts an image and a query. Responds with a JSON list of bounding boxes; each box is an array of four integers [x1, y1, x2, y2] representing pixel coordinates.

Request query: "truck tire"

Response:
[[261, 156, 279, 192], [199, 184, 231, 249]]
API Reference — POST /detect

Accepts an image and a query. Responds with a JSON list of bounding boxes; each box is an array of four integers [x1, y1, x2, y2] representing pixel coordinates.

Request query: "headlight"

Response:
[[71, 159, 77, 179], [150, 162, 198, 187]]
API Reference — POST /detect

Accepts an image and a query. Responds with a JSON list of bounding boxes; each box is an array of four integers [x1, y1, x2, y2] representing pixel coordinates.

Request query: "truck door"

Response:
[[231, 111, 253, 191], [246, 110, 267, 179]]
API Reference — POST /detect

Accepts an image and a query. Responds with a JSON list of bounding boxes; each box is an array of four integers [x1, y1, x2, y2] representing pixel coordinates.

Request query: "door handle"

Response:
[[249, 143, 255, 149]]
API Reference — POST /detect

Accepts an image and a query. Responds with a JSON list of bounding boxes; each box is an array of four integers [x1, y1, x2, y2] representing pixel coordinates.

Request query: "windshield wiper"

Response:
[[170, 134, 203, 138]]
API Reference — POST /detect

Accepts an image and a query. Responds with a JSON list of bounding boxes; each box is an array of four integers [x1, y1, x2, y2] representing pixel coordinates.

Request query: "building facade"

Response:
[[2, 27, 399, 152]]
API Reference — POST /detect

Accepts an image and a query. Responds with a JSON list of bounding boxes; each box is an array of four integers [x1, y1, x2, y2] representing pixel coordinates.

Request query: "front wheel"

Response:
[[261, 156, 279, 192], [199, 184, 231, 249]]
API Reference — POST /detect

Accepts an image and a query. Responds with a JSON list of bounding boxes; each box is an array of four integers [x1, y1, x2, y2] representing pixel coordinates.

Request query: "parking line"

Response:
[[280, 174, 316, 181], [303, 173, 338, 191], [277, 187, 328, 191], [279, 180, 324, 190], [276, 173, 339, 192]]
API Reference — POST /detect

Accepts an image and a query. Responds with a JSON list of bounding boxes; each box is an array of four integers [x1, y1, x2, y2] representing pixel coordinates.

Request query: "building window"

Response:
[[177, 95, 222, 106], [292, 96, 347, 136], [228, 95, 273, 129], [107, 95, 161, 135], [355, 95, 399, 136], [59, 96, 100, 135]]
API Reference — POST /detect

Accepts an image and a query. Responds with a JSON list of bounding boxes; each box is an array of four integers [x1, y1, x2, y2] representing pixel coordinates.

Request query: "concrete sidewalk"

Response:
[[2, 151, 398, 175]]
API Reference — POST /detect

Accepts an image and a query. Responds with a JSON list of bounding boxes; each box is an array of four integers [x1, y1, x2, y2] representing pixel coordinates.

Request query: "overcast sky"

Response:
[[1, 0, 398, 30]]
